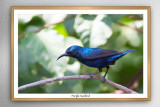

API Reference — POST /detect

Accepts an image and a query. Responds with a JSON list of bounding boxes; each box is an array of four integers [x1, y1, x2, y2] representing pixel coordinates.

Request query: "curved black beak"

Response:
[[57, 53, 68, 61]]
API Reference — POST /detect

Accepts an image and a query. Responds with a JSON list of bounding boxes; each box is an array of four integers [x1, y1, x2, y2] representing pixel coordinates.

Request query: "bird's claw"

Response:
[[102, 76, 106, 83], [87, 73, 96, 80]]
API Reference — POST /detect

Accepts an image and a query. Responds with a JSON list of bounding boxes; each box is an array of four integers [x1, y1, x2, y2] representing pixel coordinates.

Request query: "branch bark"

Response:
[[18, 74, 138, 94]]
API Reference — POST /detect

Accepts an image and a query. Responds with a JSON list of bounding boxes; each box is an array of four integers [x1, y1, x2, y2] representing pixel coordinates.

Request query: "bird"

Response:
[[57, 45, 135, 79]]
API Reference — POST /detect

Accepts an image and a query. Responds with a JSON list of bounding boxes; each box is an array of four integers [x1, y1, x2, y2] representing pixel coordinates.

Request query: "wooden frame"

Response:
[[11, 6, 151, 101]]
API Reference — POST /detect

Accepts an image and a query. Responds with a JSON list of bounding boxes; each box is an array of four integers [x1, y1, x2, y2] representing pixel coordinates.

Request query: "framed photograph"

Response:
[[11, 6, 151, 101]]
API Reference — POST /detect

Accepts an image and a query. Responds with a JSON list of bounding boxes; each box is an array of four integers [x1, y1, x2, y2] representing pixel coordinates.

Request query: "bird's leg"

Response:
[[103, 66, 110, 81], [88, 68, 102, 80], [94, 68, 102, 75]]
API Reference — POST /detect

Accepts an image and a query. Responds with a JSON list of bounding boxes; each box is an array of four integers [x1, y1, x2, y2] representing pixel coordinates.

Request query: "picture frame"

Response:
[[11, 6, 151, 101]]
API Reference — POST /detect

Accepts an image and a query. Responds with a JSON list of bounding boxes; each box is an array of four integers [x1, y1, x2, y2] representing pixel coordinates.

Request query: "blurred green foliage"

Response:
[[18, 14, 143, 93]]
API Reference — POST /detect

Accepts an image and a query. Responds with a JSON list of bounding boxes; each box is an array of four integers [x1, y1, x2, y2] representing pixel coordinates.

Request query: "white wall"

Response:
[[0, 0, 159, 106]]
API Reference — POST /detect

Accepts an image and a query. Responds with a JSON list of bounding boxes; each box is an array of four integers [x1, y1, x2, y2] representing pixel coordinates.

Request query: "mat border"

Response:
[[11, 6, 151, 101]]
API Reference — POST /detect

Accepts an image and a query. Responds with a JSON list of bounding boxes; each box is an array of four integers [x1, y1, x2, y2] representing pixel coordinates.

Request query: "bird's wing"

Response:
[[83, 48, 123, 60]]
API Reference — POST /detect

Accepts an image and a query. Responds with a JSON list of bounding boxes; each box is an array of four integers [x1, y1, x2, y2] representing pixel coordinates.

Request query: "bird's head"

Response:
[[57, 45, 82, 60]]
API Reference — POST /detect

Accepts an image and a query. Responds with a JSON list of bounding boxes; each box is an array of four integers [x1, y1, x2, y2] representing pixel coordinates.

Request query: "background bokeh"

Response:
[[18, 14, 143, 93]]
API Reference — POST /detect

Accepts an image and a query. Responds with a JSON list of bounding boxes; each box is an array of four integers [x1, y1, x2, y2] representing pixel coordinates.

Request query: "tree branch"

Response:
[[18, 74, 138, 94], [18, 15, 76, 39], [34, 15, 76, 33]]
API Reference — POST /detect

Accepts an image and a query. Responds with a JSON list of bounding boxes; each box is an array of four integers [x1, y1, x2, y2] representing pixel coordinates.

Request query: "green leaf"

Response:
[[107, 14, 125, 22], [119, 15, 143, 23], [18, 44, 36, 84], [18, 42, 46, 93], [74, 14, 112, 48], [18, 14, 34, 23], [18, 21, 26, 35], [63, 15, 77, 37], [53, 23, 69, 37], [18, 15, 46, 35], [23, 30, 82, 77], [23, 32, 65, 77], [26, 15, 45, 27]]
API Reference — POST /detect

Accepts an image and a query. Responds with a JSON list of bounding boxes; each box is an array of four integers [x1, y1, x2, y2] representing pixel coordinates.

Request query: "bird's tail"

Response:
[[123, 49, 136, 54], [109, 49, 135, 61]]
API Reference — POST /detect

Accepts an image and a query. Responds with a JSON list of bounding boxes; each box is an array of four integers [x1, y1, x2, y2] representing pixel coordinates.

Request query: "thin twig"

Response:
[[114, 69, 143, 94], [18, 74, 137, 94], [127, 68, 143, 89], [127, 15, 143, 20], [34, 15, 76, 33], [18, 33, 26, 39], [18, 15, 76, 39], [115, 22, 143, 34]]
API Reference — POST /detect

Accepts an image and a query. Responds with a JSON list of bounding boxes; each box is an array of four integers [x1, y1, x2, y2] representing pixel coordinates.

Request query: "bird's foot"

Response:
[[102, 76, 106, 83], [87, 73, 96, 80]]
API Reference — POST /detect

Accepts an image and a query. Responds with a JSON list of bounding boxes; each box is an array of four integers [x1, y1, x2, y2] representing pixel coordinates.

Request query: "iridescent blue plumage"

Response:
[[57, 45, 135, 79]]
